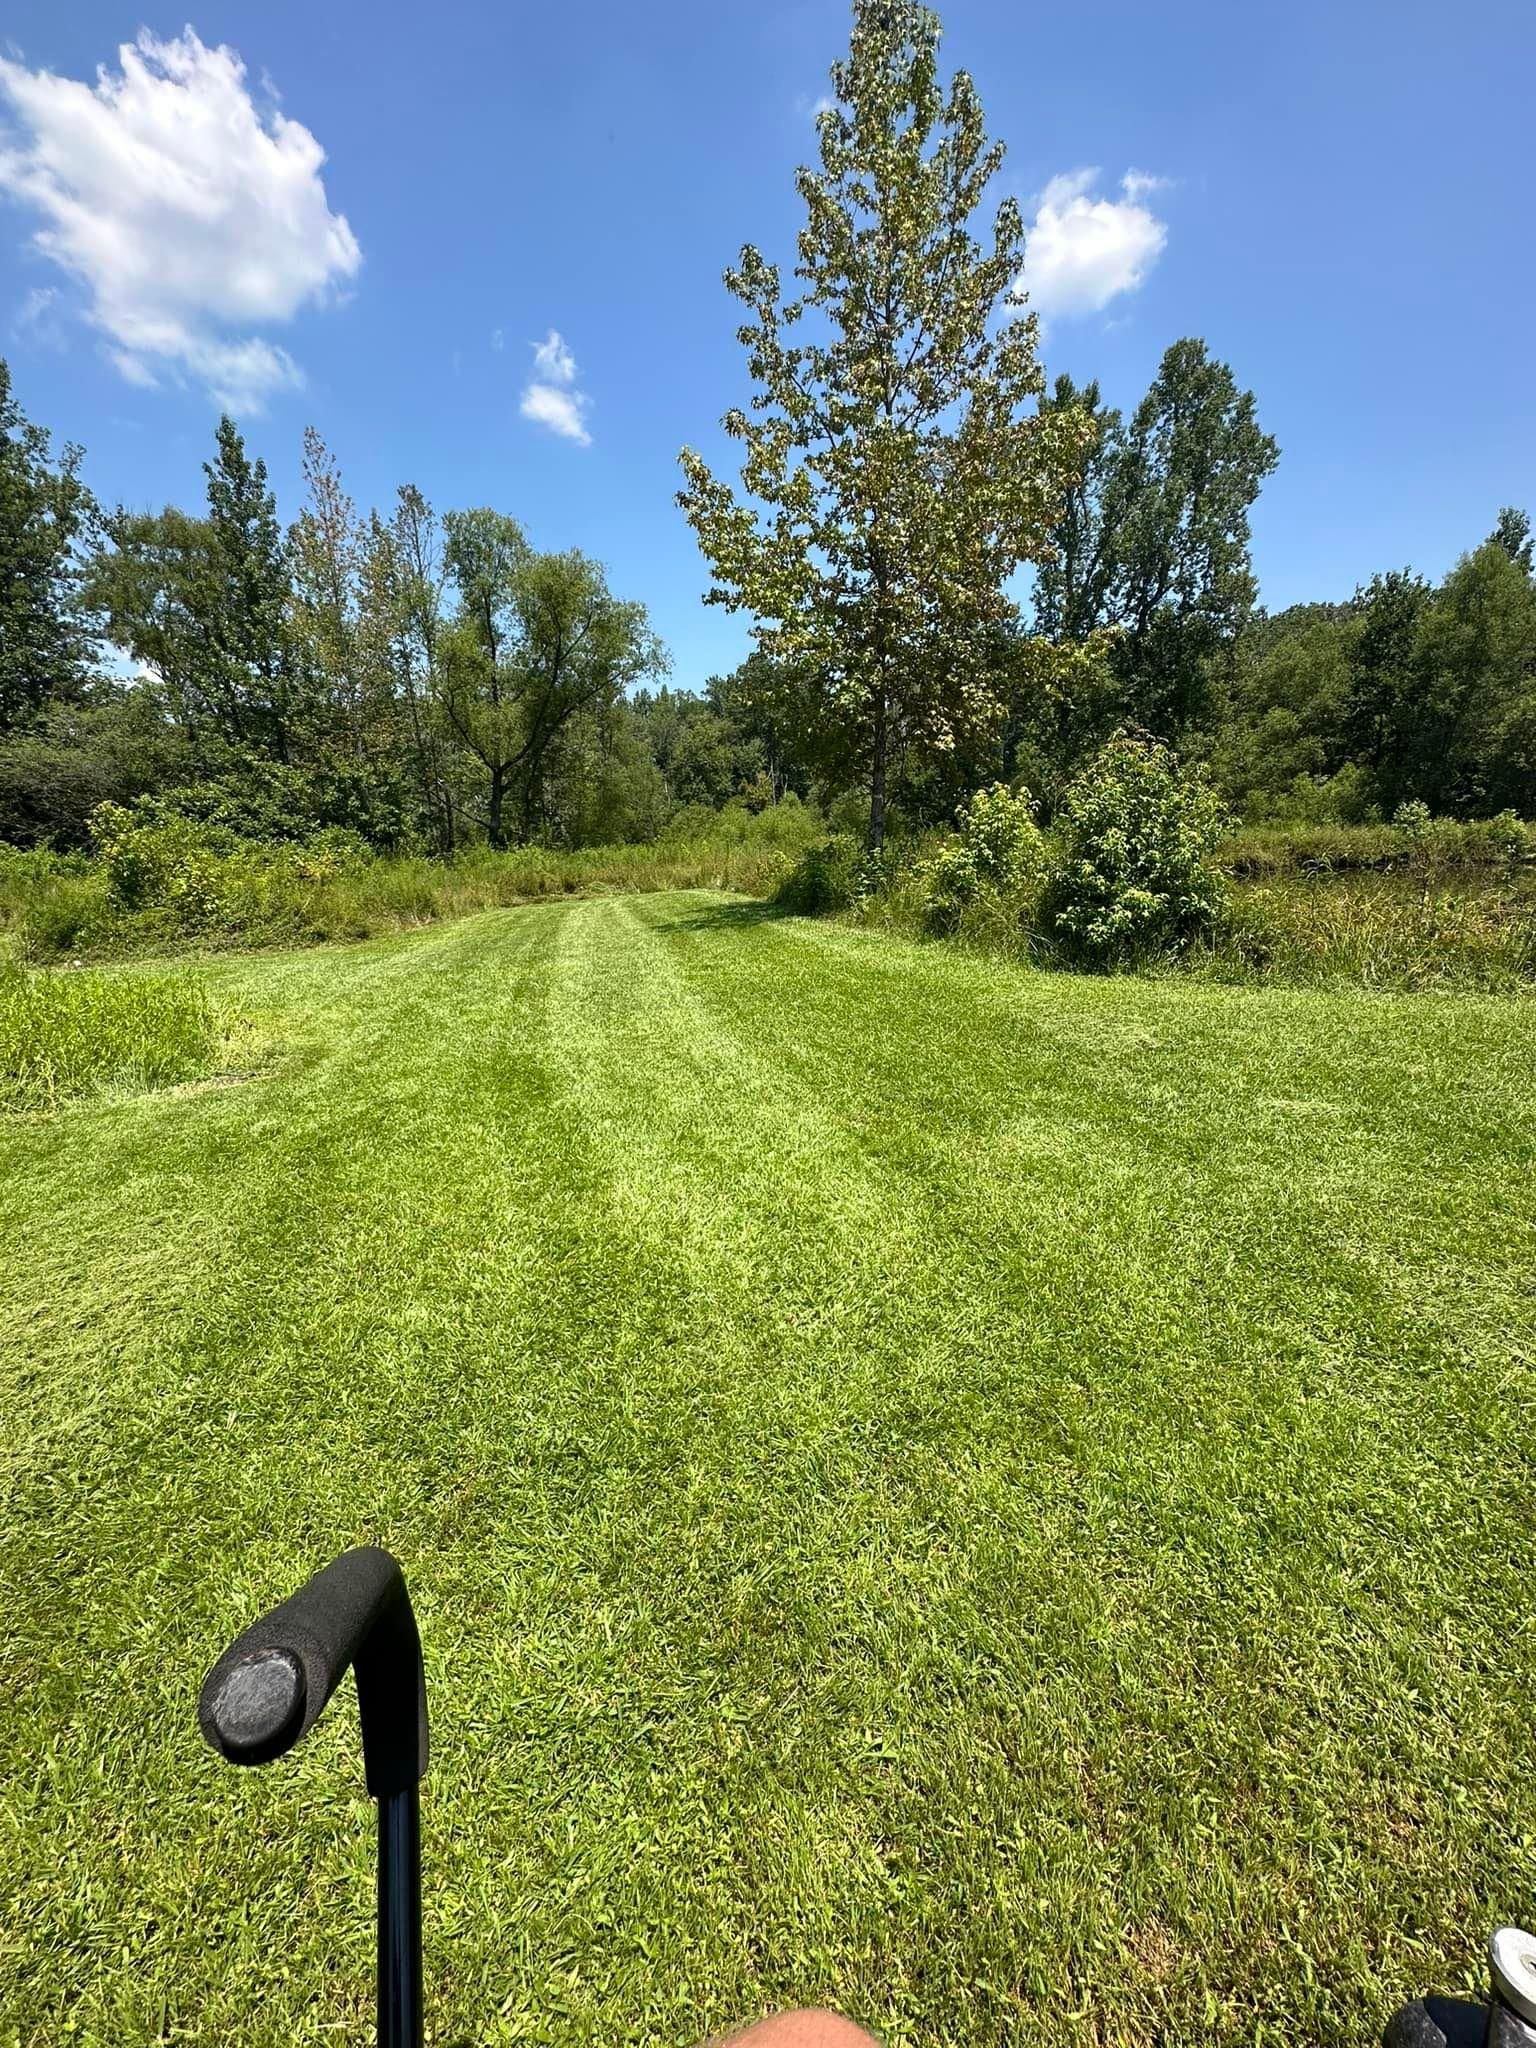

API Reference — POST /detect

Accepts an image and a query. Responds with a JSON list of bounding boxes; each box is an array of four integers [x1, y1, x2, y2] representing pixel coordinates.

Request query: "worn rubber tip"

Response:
[[1491, 1930, 1536, 2026], [206, 1649, 306, 1758]]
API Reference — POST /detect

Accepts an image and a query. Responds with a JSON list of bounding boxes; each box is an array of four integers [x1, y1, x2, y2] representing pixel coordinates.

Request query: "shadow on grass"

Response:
[[642, 895, 790, 936]]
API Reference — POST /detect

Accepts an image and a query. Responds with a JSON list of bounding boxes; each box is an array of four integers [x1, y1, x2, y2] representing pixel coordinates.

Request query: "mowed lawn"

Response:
[[4, 892, 1536, 2048]]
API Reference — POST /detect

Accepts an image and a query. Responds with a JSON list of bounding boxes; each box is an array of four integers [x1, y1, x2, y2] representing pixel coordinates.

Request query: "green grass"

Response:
[[3, 892, 1534, 2047], [0, 956, 220, 1111]]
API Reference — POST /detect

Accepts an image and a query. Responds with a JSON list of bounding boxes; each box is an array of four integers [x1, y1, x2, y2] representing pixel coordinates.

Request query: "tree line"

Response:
[[3, 0, 1533, 859], [0, 375, 683, 851]]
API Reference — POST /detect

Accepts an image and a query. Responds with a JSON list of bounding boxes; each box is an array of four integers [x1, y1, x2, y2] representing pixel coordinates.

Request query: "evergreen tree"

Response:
[[0, 358, 94, 731], [203, 415, 293, 758]]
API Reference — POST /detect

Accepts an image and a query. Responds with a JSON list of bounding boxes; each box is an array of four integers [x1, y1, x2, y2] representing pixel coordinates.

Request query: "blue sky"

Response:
[[1, 0, 1532, 690]]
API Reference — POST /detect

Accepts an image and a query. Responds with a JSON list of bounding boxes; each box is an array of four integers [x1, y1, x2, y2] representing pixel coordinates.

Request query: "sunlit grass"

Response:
[[2, 894, 1534, 2045], [0, 955, 219, 1110]]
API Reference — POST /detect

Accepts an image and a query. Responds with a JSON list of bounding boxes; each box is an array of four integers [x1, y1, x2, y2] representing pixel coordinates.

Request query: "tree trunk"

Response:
[[487, 762, 507, 849], [869, 681, 888, 854]]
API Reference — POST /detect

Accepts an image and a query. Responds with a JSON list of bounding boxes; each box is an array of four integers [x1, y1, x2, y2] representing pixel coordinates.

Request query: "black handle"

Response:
[[199, 1546, 428, 1798]]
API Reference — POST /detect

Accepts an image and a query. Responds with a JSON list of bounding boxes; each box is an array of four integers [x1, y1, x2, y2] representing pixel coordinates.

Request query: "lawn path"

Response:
[[3, 893, 1535, 2047]]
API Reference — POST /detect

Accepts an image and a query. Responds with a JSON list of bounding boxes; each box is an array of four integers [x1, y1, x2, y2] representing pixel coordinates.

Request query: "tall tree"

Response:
[[678, 0, 1087, 850], [83, 506, 231, 752], [389, 484, 458, 850], [0, 358, 94, 730], [1342, 569, 1432, 808], [1412, 542, 1536, 813], [287, 427, 363, 753], [1037, 340, 1278, 744], [436, 512, 667, 845], [1033, 375, 1128, 645], [1209, 601, 1356, 816], [203, 415, 294, 758], [87, 417, 295, 762], [711, 653, 843, 803], [1488, 506, 1533, 576]]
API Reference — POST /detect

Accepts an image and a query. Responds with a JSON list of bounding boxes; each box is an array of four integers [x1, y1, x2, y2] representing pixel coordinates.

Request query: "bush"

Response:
[[774, 834, 862, 915], [17, 874, 106, 958], [0, 956, 218, 1110], [1468, 810, 1534, 864], [663, 793, 822, 853], [154, 753, 414, 851], [919, 785, 1047, 935], [1047, 734, 1230, 967], [90, 803, 240, 920]]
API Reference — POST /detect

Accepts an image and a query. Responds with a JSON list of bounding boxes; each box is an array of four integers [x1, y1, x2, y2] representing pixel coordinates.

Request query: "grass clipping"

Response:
[[0, 955, 221, 1111]]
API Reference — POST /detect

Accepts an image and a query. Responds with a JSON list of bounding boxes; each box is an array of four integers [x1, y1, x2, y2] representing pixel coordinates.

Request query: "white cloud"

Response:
[[520, 381, 591, 444], [0, 29, 361, 410], [12, 281, 61, 341], [491, 326, 504, 351], [520, 328, 591, 445], [530, 329, 577, 386], [1020, 168, 1168, 319]]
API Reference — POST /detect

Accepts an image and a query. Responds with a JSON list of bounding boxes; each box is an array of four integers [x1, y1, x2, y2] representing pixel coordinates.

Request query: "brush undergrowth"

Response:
[[0, 806, 819, 963], [782, 800, 1536, 992]]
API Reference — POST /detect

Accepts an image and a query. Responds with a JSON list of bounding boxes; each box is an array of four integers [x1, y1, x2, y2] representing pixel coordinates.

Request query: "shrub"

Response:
[[18, 874, 106, 958], [1047, 734, 1230, 967], [154, 753, 414, 851], [774, 834, 862, 915], [1393, 798, 1433, 835], [1466, 810, 1533, 865], [919, 785, 1047, 934], [271, 828, 374, 884], [667, 793, 823, 853], [0, 843, 105, 955], [0, 956, 218, 1110], [90, 803, 238, 921]]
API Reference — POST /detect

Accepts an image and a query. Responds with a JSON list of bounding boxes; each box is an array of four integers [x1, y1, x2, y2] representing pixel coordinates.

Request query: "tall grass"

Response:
[[1193, 867, 1536, 992], [0, 818, 819, 964], [8, 810, 1533, 991], [1221, 812, 1532, 876], [0, 956, 219, 1110]]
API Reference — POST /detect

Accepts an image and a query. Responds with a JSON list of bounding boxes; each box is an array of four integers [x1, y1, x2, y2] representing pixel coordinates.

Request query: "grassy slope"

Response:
[[3, 892, 1534, 2048]]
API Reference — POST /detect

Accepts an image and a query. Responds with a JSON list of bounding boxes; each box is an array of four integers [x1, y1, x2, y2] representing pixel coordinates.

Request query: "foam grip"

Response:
[[198, 1547, 429, 1797]]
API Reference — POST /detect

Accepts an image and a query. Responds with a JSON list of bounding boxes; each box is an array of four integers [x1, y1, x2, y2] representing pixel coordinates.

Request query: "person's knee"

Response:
[[710, 2011, 879, 2047]]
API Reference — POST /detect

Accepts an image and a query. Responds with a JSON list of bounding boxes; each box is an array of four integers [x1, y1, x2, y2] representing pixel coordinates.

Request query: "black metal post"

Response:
[[377, 1786, 423, 2048]]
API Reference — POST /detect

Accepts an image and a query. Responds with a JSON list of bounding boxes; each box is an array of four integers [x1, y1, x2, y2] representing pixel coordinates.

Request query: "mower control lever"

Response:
[[197, 1547, 428, 2048], [199, 1545, 428, 1795]]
